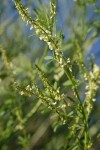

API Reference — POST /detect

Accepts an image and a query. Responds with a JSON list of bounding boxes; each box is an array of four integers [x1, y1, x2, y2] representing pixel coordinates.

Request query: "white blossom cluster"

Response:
[[14, 0, 55, 50], [14, 1, 68, 69], [33, 82, 66, 124], [85, 64, 100, 115], [50, 0, 56, 20], [35, 65, 64, 101]]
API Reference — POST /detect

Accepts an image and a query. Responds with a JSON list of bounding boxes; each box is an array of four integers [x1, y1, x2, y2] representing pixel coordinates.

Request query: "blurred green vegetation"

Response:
[[0, 0, 100, 150]]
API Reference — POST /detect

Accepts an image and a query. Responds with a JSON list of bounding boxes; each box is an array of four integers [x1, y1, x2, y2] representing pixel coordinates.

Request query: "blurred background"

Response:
[[0, 0, 100, 149]]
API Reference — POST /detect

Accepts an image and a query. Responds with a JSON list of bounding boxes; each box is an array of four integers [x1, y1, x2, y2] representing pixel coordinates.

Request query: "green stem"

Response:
[[64, 66, 89, 149]]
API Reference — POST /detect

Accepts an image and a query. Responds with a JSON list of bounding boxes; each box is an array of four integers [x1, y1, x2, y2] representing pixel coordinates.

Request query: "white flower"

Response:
[[20, 91, 24, 95]]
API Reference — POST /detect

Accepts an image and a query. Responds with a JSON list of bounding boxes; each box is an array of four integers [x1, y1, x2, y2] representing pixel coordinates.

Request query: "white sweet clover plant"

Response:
[[8, 0, 100, 149]]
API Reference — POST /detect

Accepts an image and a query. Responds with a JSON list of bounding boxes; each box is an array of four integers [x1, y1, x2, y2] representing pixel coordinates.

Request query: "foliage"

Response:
[[0, 0, 100, 150]]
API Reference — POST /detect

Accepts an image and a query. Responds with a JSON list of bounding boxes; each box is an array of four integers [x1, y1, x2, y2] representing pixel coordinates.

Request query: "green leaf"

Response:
[[63, 80, 72, 87], [53, 122, 63, 132], [44, 56, 53, 60], [67, 96, 76, 103], [41, 107, 51, 114]]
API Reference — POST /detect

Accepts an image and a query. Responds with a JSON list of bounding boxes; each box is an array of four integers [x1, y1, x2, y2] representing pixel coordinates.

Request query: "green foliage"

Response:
[[0, 0, 100, 150]]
